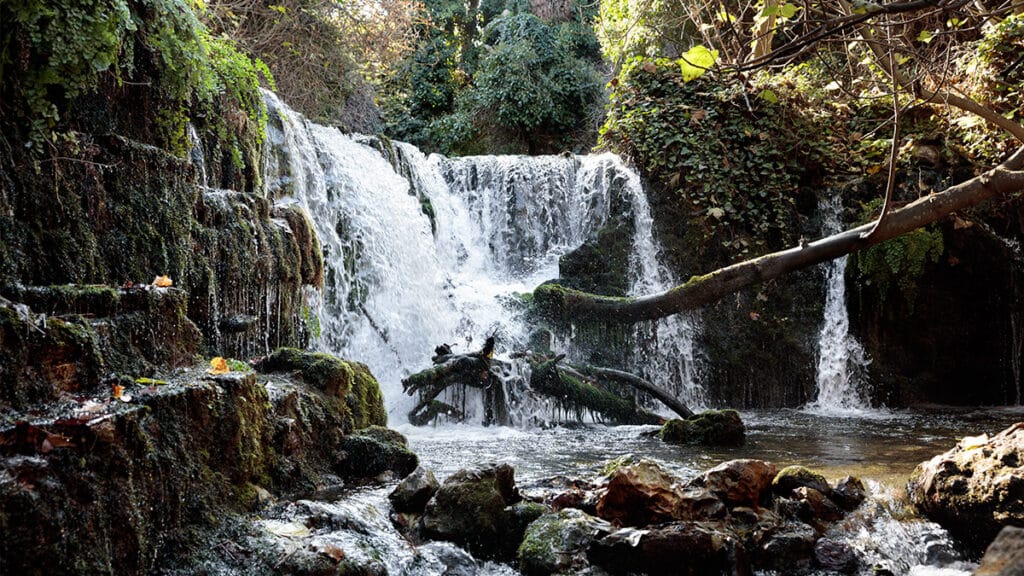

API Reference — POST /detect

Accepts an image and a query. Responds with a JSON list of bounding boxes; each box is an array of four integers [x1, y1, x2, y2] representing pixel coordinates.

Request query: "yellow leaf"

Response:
[[112, 383, 125, 399], [152, 275, 173, 288], [208, 357, 230, 375]]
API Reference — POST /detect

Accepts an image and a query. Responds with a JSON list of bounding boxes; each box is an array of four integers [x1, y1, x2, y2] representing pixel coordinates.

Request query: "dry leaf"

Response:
[[262, 520, 311, 538], [152, 275, 173, 288], [749, 311, 761, 321], [112, 384, 125, 399], [208, 357, 230, 375], [318, 544, 346, 563]]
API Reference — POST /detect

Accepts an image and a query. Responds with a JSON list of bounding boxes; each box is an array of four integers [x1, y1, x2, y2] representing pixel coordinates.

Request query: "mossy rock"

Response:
[[659, 409, 745, 447], [772, 465, 831, 497], [256, 348, 386, 431], [518, 508, 612, 576], [336, 433, 418, 480]]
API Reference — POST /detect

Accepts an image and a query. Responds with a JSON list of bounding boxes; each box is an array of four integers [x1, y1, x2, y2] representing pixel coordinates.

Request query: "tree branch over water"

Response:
[[533, 147, 1024, 324]]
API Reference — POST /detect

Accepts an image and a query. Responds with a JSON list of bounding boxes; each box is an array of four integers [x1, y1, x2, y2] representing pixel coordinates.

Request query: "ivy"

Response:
[[601, 58, 831, 256], [1, 0, 272, 159]]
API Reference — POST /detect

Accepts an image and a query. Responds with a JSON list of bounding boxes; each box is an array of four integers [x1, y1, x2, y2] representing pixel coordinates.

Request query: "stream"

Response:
[[254, 92, 1020, 575]]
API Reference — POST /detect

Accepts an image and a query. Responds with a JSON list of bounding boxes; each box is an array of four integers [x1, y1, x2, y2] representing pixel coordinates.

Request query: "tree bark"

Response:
[[530, 356, 663, 425], [533, 148, 1024, 324], [567, 364, 695, 418]]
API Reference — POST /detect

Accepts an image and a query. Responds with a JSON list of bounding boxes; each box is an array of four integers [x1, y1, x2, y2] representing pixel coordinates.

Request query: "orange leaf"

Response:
[[208, 357, 230, 375], [152, 275, 173, 288], [111, 384, 124, 399]]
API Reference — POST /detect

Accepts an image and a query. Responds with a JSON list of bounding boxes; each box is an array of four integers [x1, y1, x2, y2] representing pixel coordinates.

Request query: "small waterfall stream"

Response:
[[809, 194, 870, 413], [263, 93, 703, 423]]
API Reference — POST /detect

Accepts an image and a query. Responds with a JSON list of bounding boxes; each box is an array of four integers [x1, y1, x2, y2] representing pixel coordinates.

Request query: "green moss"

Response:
[[660, 409, 745, 447], [772, 465, 830, 496]]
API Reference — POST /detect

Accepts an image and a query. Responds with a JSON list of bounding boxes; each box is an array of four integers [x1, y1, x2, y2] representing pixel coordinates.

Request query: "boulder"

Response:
[[771, 465, 831, 498], [689, 459, 778, 508], [814, 538, 858, 573], [792, 487, 844, 523], [389, 466, 439, 513], [755, 522, 817, 573], [660, 410, 745, 447], [595, 460, 690, 526], [908, 422, 1024, 551], [518, 509, 613, 576], [830, 476, 866, 511], [336, 432, 418, 480], [421, 464, 530, 560], [975, 526, 1024, 576], [588, 523, 751, 576]]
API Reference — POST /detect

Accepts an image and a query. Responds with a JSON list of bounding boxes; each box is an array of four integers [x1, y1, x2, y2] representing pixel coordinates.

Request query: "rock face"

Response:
[[908, 422, 1024, 551], [660, 409, 746, 447], [421, 464, 543, 560], [0, 345, 391, 575]]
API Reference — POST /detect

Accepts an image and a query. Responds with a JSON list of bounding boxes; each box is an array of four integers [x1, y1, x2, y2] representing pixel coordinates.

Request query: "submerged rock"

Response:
[[908, 422, 1024, 551], [517, 509, 613, 576], [660, 409, 746, 447]]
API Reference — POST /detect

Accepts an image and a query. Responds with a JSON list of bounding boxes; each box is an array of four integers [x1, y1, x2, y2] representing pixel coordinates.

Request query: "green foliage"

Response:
[[0, 0, 271, 158], [601, 59, 831, 256], [383, 0, 605, 155], [853, 200, 945, 308]]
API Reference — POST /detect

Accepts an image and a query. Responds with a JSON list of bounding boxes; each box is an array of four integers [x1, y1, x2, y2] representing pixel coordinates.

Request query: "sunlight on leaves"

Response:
[[678, 45, 718, 82]]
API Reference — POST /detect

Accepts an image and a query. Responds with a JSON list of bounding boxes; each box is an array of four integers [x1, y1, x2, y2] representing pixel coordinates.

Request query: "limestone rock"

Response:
[[908, 422, 1024, 551], [689, 459, 778, 508], [389, 466, 439, 513]]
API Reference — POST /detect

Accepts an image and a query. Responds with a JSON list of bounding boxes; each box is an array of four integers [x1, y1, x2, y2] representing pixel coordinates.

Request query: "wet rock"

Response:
[[596, 460, 688, 526], [756, 522, 817, 573], [518, 509, 613, 576], [772, 465, 831, 497], [588, 522, 751, 576], [256, 348, 387, 433], [337, 432, 418, 480], [689, 459, 778, 508], [421, 464, 526, 560], [389, 466, 439, 513], [660, 409, 746, 447], [219, 314, 258, 333], [793, 486, 844, 523], [814, 538, 858, 573], [908, 422, 1024, 551], [830, 475, 866, 511], [975, 526, 1024, 576]]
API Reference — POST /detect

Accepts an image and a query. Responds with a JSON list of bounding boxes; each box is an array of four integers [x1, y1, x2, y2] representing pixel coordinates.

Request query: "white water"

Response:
[[808, 194, 871, 414], [263, 93, 703, 423]]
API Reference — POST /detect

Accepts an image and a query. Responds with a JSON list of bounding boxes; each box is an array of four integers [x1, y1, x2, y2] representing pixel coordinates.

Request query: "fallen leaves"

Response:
[[152, 275, 173, 288], [208, 357, 230, 375], [262, 520, 311, 538], [111, 383, 132, 402]]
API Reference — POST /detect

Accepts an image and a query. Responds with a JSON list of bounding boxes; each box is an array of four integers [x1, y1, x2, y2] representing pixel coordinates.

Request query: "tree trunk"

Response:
[[533, 148, 1024, 324], [567, 364, 695, 418], [529, 356, 663, 425]]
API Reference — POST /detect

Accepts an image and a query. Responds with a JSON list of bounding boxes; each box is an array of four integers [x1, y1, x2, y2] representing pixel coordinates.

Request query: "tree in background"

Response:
[[203, 0, 420, 132], [382, 0, 607, 154]]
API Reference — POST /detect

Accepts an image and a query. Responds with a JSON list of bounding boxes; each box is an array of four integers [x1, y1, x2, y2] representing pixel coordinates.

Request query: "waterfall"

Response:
[[809, 194, 870, 413], [263, 92, 703, 423]]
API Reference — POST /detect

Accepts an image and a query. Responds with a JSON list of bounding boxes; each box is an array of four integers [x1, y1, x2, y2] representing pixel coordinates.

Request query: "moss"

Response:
[[660, 409, 745, 447], [256, 348, 386, 431], [336, 434, 418, 479], [772, 465, 831, 497]]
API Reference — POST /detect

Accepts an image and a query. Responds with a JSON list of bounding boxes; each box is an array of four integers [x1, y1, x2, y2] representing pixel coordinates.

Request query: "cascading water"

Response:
[[809, 194, 870, 413], [263, 92, 704, 423]]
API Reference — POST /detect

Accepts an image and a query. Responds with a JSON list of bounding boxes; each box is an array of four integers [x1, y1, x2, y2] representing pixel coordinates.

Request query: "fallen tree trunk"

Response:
[[533, 147, 1024, 323], [530, 356, 663, 425], [567, 364, 695, 419]]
